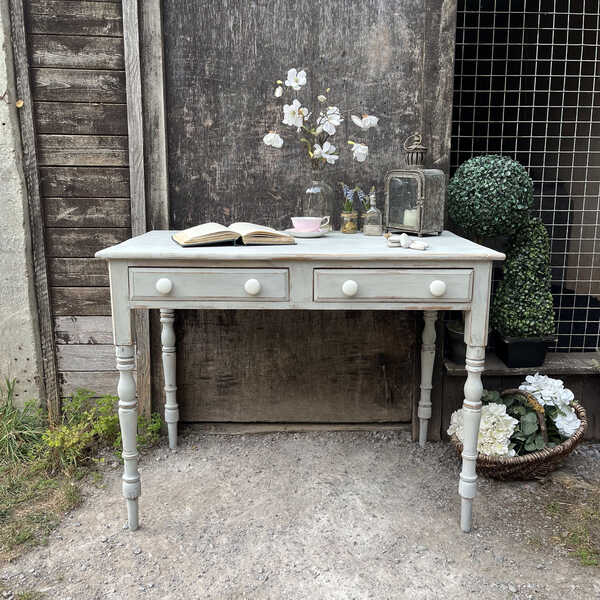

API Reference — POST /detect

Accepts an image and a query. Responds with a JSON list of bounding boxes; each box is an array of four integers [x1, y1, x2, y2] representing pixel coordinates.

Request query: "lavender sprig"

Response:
[[339, 182, 355, 212]]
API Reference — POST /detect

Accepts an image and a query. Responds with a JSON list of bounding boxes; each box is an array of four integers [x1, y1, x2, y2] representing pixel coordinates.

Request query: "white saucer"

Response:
[[284, 228, 328, 238]]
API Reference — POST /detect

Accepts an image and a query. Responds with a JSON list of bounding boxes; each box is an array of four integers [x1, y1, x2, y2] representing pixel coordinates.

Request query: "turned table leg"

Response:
[[418, 311, 437, 447], [160, 309, 179, 449], [459, 344, 485, 532], [116, 345, 141, 530]]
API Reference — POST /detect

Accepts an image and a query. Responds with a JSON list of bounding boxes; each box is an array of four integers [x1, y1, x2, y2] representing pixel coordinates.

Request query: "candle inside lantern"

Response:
[[403, 208, 419, 228]]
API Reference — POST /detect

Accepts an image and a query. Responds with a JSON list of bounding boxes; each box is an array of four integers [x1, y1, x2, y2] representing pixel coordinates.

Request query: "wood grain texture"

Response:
[[9, 0, 60, 421], [45, 197, 130, 227], [25, 0, 123, 36], [163, 1, 426, 230], [423, 0, 458, 173], [152, 309, 417, 423], [122, 0, 151, 417], [38, 135, 128, 166], [445, 351, 600, 376], [53, 287, 111, 316], [35, 102, 127, 135], [153, 0, 457, 422], [31, 68, 126, 102], [59, 370, 121, 396], [30, 34, 124, 69], [46, 227, 129, 257], [139, 0, 169, 231], [48, 258, 109, 287], [56, 344, 116, 371], [54, 316, 113, 344], [40, 166, 129, 197]]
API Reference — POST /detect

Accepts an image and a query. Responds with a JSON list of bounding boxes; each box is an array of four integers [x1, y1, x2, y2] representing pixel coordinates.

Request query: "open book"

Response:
[[172, 222, 295, 247]]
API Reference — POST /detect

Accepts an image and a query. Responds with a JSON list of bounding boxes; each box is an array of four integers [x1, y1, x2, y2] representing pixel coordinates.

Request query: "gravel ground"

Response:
[[1, 429, 599, 600]]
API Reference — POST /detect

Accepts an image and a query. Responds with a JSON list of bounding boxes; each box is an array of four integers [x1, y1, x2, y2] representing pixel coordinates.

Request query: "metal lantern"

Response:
[[384, 133, 446, 236]]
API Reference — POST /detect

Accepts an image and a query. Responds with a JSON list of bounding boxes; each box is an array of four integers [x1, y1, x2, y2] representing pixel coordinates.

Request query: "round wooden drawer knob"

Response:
[[429, 280, 447, 297], [244, 278, 261, 296], [155, 278, 173, 295], [342, 279, 359, 297]]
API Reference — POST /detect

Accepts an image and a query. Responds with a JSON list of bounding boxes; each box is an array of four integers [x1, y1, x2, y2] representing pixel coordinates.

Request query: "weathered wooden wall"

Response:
[[23, 0, 130, 398], [17, 0, 457, 423], [159, 0, 457, 421]]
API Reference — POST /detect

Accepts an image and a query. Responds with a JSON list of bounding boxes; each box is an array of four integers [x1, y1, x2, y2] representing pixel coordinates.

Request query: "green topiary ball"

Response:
[[447, 155, 534, 238], [491, 217, 556, 338]]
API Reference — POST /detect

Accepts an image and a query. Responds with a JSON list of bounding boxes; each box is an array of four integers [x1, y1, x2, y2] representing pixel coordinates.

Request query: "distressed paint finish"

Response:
[[418, 310, 437, 446], [97, 229, 500, 530], [161, 0, 457, 423]]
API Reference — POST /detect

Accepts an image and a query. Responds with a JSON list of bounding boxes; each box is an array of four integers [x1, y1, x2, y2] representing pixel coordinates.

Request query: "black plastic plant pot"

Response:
[[445, 320, 493, 364], [495, 335, 553, 368], [445, 320, 467, 363]]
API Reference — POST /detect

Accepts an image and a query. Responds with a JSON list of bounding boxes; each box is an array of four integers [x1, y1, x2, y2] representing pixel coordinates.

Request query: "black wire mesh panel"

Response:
[[451, 0, 600, 352]]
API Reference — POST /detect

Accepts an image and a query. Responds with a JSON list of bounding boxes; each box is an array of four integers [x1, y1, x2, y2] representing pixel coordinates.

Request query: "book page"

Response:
[[228, 222, 280, 236], [173, 222, 237, 245]]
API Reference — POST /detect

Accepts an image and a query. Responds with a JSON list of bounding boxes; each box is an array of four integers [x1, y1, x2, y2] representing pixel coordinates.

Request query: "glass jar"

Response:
[[340, 211, 358, 234], [363, 190, 383, 236], [303, 176, 334, 230]]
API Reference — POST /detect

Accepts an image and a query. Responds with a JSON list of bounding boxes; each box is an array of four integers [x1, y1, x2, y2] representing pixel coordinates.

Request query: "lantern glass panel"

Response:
[[388, 175, 420, 230]]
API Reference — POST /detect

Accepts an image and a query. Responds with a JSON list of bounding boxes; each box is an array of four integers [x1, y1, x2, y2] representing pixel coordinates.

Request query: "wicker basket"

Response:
[[451, 389, 588, 480]]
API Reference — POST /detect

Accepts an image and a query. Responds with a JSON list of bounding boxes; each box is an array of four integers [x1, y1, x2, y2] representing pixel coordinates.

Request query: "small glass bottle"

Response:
[[363, 188, 383, 236]]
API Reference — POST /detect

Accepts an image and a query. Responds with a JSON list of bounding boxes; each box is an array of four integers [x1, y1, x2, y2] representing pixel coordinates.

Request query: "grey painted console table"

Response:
[[96, 231, 504, 533]]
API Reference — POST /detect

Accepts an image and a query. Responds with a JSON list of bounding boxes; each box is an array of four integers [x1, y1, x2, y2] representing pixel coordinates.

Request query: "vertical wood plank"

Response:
[[139, 0, 169, 231], [122, 0, 150, 417], [9, 0, 60, 422], [139, 0, 169, 416]]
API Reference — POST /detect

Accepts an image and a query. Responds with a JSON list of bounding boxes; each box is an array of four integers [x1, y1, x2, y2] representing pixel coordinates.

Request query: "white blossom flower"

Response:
[[554, 407, 581, 437], [313, 141, 339, 165], [282, 99, 306, 129], [351, 114, 379, 130], [317, 94, 327, 103], [448, 402, 518, 457], [284, 68, 307, 90], [274, 85, 283, 97], [519, 373, 565, 407], [349, 141, 369, 162], [316, 106, 343, 136], [519, 374, 580, 439], [263, 131, 283, 148]]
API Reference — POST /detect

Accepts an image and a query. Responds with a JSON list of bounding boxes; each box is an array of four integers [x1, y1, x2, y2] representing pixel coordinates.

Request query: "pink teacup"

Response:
[[291, 216, 330, 232]]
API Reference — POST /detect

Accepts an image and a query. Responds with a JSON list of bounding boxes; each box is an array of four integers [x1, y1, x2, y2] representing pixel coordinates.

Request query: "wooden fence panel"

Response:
[[34, 102, 128, 135], [45, 197, 131, 227], [23, 0, 130, 402], [26, 1, 123, 36], [38, 135, 128, 167], [31, 68, 126, 103], [31, 34, 124, 69]]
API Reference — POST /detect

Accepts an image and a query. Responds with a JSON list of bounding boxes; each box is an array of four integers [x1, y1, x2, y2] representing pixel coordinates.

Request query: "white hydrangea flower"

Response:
[[282, 99, 306, 129], [284, 68, 307, 90], [519, 374, 580, 438], [519, 374, 565, 407], [313, 141, 339, 165], [554, 407, 581, 437], [262, 131, 283, 148], [448, 403, 518, 457]]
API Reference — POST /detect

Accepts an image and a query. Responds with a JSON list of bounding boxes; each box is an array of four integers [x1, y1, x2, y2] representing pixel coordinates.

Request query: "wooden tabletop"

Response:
[[95, 230, 506, 262]]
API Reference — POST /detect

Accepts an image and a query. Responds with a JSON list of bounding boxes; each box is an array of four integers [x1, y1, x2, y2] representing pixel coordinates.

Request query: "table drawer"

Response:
[[129, 268, 289, 301], [313, 269, 473, 302]]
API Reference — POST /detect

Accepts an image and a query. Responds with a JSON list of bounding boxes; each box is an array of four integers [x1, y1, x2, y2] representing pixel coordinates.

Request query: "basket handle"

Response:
[[501, 388, 548, 443]]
